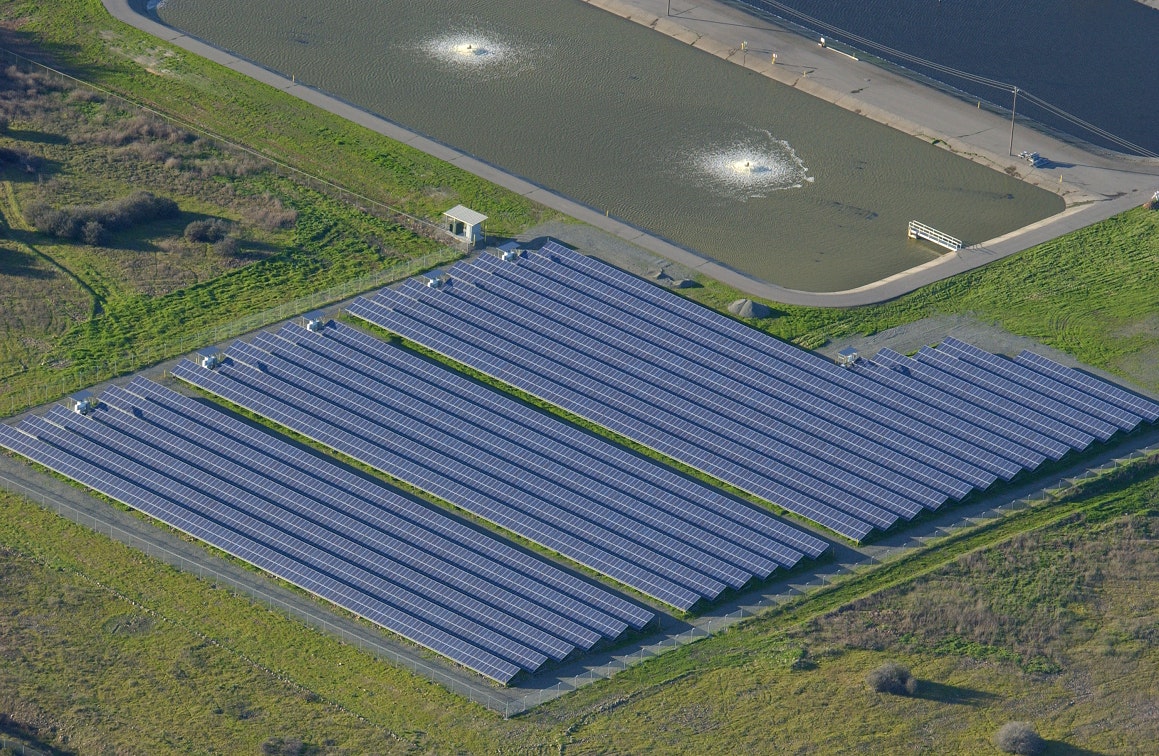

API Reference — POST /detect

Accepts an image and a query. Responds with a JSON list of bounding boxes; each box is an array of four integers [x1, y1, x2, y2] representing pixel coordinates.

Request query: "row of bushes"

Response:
[[25, 190, 179, 244]]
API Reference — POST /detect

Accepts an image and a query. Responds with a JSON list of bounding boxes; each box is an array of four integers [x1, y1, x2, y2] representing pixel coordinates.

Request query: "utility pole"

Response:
[[1008, 87, 1018, 156]]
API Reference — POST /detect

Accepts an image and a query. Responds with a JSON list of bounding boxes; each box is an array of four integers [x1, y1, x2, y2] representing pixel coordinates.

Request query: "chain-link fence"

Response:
[[0, 733, 48, 756]]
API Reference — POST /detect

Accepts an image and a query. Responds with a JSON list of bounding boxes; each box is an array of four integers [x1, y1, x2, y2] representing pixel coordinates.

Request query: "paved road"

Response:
[[102, 0, 1158, 305]]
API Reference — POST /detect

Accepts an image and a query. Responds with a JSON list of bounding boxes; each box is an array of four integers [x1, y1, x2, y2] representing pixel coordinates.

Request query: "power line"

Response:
[[739, 0, 1156, 157]]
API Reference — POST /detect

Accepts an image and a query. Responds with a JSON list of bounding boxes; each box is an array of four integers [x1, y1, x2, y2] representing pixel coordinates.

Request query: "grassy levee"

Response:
[[1, 446, 1156, 752]]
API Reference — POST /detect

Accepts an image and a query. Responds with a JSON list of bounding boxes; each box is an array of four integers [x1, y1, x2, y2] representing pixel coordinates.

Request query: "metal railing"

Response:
[[908, 220, 963, 251]]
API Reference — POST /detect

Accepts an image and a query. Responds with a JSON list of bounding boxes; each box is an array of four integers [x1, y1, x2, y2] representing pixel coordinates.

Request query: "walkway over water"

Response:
[[908, 221, 962, 252]]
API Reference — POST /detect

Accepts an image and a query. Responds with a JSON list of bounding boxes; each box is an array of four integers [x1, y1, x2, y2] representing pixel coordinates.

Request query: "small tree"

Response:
[[994, 722, 1045, 755], [865, 662, 918, 696]]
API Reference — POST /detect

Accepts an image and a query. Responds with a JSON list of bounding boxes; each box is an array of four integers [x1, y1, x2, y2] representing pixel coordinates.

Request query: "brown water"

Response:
[[156, 0, 1064, 291]]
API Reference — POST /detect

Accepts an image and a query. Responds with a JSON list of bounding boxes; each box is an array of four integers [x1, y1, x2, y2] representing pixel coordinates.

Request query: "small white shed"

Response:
[[197, 347, 224, 370], [69, 390, 97, 415], [443, 205, 488, 249], [836, 347, 860, 368], [302, 310, 328, 333]]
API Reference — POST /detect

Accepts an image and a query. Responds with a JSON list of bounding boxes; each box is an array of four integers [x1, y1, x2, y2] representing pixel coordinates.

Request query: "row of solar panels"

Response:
[[172, 321, 826, 611], [349, 240, 1159, 542], [0, 378, 654, 684]]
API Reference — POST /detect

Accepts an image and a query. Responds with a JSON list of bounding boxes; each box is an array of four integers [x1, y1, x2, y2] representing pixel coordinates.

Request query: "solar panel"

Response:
[[0, 378, 659, 684], [937, 337, 1142, 431], [173, 318, 828, 610], [346, 242, 1156, 541], [349, 294, 876, 542], [1014, 351, 1159, 422]]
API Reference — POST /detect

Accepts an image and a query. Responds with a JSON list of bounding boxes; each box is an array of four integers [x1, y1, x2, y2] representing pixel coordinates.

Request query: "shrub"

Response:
[[90, 113, 190, 146], [81, 220, 106, 246], [213, 236, 241, 257], [994, 722, 1045, 755], [261, 737, 317, 756], [184, 218, 231, 243], [26, 190, 179, 242], [0, 146, 38, 172], [865, 662, 917, 696], [245, 194, 298, 231]]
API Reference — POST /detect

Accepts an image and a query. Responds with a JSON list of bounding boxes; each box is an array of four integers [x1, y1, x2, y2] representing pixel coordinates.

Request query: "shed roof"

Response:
[[443, 205, 488, 226]]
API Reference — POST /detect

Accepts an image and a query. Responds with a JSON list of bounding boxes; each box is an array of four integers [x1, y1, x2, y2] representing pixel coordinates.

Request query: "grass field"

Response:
[[1, 450, 1155, 753]]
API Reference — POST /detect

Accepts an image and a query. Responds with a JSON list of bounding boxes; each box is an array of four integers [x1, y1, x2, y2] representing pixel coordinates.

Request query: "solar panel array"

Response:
[[348, 240, 1159, 542], [0, 378, 654, 684], [171, 321, 826, 612]]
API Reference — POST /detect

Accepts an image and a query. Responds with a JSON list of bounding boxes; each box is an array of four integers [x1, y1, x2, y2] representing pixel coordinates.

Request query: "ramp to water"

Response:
[[908, 220, 963, 251]]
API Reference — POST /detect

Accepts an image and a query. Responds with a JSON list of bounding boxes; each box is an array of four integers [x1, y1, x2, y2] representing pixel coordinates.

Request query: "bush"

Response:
[[90, 113, 190, 146], [995, 722, 1045, 755], [865, 662, 917, 696], [245, 194, 298, 231], [0, 146, 38, 172], [261, 737, 317, 756], [81, 220, 106, 246], [213, 236, 241, 257], [26, 190, 179, 242], [184, 218, 231, 243]]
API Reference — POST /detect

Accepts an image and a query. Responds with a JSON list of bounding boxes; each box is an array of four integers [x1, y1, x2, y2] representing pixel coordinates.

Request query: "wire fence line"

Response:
[[0, 733, 49, 756]]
